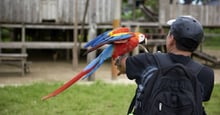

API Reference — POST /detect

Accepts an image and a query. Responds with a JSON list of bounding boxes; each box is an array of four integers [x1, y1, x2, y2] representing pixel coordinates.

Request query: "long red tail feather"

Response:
[[41, 67, 94, 100]]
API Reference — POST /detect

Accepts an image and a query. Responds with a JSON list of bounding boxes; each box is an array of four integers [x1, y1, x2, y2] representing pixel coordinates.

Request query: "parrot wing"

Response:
[[84, 33, 133, 54], [84, 27, 131, 49], [84, 30, 111, 48], [84, 27, 135, 54]]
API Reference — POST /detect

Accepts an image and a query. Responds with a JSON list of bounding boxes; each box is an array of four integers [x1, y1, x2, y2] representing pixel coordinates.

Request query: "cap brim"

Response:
[[167, 19, 176, 25], [167, 15, 195, 25]]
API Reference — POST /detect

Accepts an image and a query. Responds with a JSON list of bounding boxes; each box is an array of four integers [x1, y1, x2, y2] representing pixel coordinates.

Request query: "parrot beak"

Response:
[[139, 34, 148, 53], [139, 34, 148, 45]]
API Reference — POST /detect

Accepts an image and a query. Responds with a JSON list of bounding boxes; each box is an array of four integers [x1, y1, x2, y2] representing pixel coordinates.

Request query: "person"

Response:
[[115, 16, 214, 114]]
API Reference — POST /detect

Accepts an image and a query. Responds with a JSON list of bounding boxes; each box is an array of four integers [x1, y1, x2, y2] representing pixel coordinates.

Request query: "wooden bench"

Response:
[[0, 53, 30, 76]]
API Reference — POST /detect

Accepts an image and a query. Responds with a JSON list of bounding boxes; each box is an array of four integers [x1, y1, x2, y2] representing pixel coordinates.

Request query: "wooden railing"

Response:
[[0, 40, 166, 50]]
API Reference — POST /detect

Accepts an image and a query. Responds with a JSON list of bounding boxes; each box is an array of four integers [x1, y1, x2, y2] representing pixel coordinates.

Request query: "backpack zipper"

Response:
[[159, 102, 162, 111]]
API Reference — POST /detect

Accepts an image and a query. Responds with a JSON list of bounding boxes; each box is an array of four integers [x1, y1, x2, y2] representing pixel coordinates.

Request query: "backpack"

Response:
[[127, 53, 204, 115]]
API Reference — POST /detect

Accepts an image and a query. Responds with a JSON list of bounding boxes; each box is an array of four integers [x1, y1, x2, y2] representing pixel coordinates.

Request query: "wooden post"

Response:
[[0, 27, 1, 54], [66, 31, 70, 61], [21, 24, 26, 76], [132, 26, 140, 55], [73, 0, 78, 68], [87, 0, 96, 81], [132, 0, 136, 21], [80, 0, 89, 41], [21, 25, 26, 54], [112, 0, 121, 80]]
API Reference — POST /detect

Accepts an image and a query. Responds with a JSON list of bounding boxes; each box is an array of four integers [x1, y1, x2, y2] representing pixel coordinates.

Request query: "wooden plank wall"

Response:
[[159, 0, 220, 26], [0, 0, 114, 24]]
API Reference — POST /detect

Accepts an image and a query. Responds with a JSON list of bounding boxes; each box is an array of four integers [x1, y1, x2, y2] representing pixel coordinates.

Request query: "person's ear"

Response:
[[169, 35, 176, 46]]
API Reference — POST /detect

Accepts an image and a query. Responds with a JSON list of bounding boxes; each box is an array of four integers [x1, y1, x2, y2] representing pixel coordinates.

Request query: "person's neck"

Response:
[[168, 48, 192, 57]]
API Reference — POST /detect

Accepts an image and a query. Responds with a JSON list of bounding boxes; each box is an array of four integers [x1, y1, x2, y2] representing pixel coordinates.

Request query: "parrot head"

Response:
[[135, 32, 148, 53], [135, 32, 147, 44]]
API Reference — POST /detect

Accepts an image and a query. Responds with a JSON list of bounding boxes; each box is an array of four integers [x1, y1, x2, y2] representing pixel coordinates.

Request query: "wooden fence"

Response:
[[159, 0, 220, 26]]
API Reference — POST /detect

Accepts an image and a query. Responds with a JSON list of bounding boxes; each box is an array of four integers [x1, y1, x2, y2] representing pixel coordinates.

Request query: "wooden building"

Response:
[[0, 0, 116, 62], [0, 0, 220, 72], [0, 0, 117, 76], [0, 0, 114, 24]]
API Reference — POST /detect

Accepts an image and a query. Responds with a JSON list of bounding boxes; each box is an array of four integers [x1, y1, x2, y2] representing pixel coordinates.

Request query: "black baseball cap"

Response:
[[167, 16, 204, 52]]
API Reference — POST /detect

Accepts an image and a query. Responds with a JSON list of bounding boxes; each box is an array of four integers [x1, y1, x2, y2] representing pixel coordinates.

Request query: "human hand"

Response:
[[115, 56, 127, 76]]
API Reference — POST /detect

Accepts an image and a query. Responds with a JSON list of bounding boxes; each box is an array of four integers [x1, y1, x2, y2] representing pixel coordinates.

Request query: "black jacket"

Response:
[[126, 53, 214, 101]]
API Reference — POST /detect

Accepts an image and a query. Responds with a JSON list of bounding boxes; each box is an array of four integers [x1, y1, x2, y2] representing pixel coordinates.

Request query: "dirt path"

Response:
[[0, 49, 220, 86], [0, 61, 134, 86]]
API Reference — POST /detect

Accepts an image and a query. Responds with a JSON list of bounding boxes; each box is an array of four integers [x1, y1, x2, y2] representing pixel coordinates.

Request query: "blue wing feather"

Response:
[[84, 30, 111, 48], [83, 45, 113, 79], [86, 33, 132, 48]]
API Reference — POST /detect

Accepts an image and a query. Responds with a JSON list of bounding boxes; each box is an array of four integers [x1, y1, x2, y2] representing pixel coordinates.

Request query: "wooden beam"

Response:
[[121, 21, 160, 27], [132, 26, 140, 55], [146, 39, 166, 45], [0, 27, 1, 54], [73, 0, 79, 68], [132, 0, 136, 21], [21, 24, 26, 53], [87, 0, 97, 81], [0, 42, 85, 49], [66, 31, 70, 60], [80, 0, 89, 40], [112, 0, 122, 80], [0, 24, 113, 29], [0, 40, 166, 49]]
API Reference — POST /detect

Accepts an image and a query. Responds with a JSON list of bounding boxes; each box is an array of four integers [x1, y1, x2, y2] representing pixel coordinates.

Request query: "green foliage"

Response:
[[203, 37, 220, 49], [144, 0, 159, 12], [204, 28, 220, 33], [0, 82, 219, 115], [122, 0, 159, 21], [1, 28, 11, 42], [203, 29, 220, 49]]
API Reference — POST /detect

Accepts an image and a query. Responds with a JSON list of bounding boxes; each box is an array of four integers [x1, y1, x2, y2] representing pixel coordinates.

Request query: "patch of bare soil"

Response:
[[0, 60, 133, 86], [203, 49, 220, 83], [0, 49, 220, 86]]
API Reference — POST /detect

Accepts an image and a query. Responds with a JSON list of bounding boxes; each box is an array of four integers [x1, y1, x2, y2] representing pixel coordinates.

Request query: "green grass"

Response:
[[0, 82, 219, 115], [204, 84, 220, 115], [0, 81, 136, 115], [203, 37, 220, 50]]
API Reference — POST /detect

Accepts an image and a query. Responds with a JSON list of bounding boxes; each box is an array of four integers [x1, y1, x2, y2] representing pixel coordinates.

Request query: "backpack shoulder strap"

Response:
[[154, 53, 203, 76], [186, 60, 204, 76], [154, 53, 173, 68]]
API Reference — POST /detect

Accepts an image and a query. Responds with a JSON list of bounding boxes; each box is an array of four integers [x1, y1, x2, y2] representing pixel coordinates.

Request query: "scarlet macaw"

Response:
[[42, 27, 146, 100]]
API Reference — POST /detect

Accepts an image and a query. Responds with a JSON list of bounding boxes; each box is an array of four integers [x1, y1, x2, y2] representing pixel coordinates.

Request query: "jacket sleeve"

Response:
[[197, 66, 214, 101], [126, 53, 156, 80]]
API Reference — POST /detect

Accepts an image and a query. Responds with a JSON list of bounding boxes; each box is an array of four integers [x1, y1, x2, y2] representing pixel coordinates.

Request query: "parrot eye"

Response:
[[138, 34, 145, 42]]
